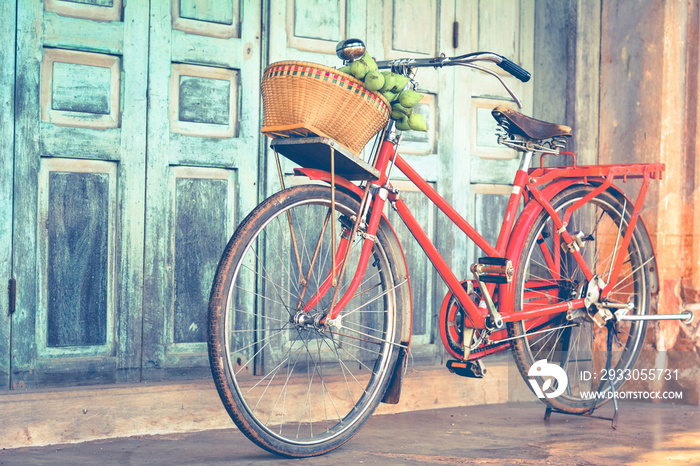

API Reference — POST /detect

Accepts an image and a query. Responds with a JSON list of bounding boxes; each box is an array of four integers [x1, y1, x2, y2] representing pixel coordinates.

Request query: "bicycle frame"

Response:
[[298, 134, 664, 331]]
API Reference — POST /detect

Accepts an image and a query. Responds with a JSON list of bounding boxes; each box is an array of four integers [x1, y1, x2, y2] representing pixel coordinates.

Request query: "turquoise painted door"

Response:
[[11, 0, 150, 387], [140, 0, 261, 380], [455, 0, 534, 265], [380, 0, 533, 362], [264, 0, 371, 195], [9, 0, 261, 388], [373, 0, 459, 361], [265, 0, 466, 362]]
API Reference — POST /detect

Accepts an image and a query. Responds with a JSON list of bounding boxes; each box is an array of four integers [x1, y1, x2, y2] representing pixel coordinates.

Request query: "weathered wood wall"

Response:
[[598, 0, 700, 402], [2, 0, 572, 390]]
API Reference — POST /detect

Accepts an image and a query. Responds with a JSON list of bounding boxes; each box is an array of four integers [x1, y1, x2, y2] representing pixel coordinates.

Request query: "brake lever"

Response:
[[455, 62, 523, 109]]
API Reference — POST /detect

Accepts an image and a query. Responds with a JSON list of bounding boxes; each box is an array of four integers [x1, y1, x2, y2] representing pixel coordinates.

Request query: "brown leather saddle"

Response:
[[491, 105, 572, 140]]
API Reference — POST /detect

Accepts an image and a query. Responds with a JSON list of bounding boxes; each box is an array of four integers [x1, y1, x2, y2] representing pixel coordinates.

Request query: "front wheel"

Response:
[[509, 184, 654, 413], [208, 185, 405, 457]]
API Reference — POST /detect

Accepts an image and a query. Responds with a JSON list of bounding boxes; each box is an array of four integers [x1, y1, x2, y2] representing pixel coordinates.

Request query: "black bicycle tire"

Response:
[[509, 184, 652, 413], [208, 184, 405, 457]]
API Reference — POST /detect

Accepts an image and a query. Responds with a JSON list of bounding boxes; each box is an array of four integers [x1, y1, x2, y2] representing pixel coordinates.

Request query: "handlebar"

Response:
[[374, 52, 531, 83], [374, 52, 531, 108]]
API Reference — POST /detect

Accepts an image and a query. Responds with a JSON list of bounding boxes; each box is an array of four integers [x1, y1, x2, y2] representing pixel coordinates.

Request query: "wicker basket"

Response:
[[261, 61, 390, 156]]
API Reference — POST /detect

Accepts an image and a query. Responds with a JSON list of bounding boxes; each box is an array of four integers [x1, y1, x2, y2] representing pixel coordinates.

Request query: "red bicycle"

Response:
[[207, 39, 694, 457]]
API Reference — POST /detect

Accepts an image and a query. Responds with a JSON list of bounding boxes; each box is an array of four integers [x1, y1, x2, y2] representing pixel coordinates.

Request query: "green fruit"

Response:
[[398, 89, 423, 108], [391, 75, 411, 92], [379, 71, 396, 93], [391, 102, 411, 120], [408, 113, 428, 132], [363, 70, 384, 91], [350, 60, 369, 79], [381, 90, 398, 102], [361, 52, 378, 72], [338, 65, 352, 74], [396, 115, 411, 131]]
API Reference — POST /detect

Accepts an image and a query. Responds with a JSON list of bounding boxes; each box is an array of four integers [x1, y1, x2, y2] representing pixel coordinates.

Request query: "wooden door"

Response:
[[140, 0, 261, 380], [11, 0, 149, 387], [263, 0, 371, 195], [454, 0, 534, 264], [376, 0, 457, 360]]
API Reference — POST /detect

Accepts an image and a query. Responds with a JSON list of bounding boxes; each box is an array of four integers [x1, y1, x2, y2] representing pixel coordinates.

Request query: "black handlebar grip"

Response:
[[497, 56, 531, 82]]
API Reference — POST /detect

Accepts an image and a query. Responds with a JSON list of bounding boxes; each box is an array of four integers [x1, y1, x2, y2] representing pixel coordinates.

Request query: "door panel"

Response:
[[45, 0, 122, 22], [37, 159, 117, 358], [141, 0, 260, 380], [12, 0, 149, 387], [387, 181, 441, 349], [40, 49, 121, 129], [170, 168, 235, 347]]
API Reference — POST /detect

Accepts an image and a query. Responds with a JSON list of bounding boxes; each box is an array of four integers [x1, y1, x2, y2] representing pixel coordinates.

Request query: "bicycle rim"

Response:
[[209, 186, 400, 456], [510, 185, 651, 411]]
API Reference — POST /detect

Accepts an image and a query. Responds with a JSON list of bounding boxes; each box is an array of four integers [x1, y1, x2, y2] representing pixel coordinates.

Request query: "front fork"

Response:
[[301, 182, 390, 321], [299, 130, 399, 323]]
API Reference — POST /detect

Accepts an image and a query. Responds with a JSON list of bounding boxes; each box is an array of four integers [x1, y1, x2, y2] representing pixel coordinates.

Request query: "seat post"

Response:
[[518, 149, 534, 172]]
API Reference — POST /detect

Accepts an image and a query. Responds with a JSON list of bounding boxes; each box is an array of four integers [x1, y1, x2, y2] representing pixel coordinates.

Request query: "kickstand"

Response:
[[605, 321, 619, 429], [543, 322, 619, 429]]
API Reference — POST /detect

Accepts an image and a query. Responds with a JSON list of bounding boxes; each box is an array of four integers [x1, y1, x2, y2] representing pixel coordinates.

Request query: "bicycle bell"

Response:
[[336, 38, 365, 62]]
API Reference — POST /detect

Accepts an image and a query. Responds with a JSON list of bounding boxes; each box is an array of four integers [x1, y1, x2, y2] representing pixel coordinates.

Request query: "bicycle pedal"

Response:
[[446, 359, 487, 379], [470, 257, 514, 284]]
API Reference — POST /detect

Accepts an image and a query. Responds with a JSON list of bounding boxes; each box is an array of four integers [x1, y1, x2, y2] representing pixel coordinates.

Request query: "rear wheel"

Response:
[[509, 185, 654, 413], [208, 185, 405, 457]]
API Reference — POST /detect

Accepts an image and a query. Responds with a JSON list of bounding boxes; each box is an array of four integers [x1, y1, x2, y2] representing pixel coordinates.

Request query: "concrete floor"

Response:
[[2, 401, 699, 465]]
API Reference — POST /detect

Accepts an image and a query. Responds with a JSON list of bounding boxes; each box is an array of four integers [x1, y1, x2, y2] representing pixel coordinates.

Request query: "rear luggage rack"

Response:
[[271, 137, 380, 181]]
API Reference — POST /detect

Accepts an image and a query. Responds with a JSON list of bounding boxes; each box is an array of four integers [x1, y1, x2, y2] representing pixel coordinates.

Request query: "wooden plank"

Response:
[[12, 0, 43, 388], [44, 12, 124, 54], [469, 157, 520, 184], [142, 0, 177, 380], [40, 124, 122, 160], [574, 0, 601, 165], [0, 0, 17, 390], [390, 0, 437, 55], [171, 30, 245, 68], [168, 133, 240, 167], [115, 0, 149, 383], [478, 0, 518, 59], [532, 0, 568, 124]]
